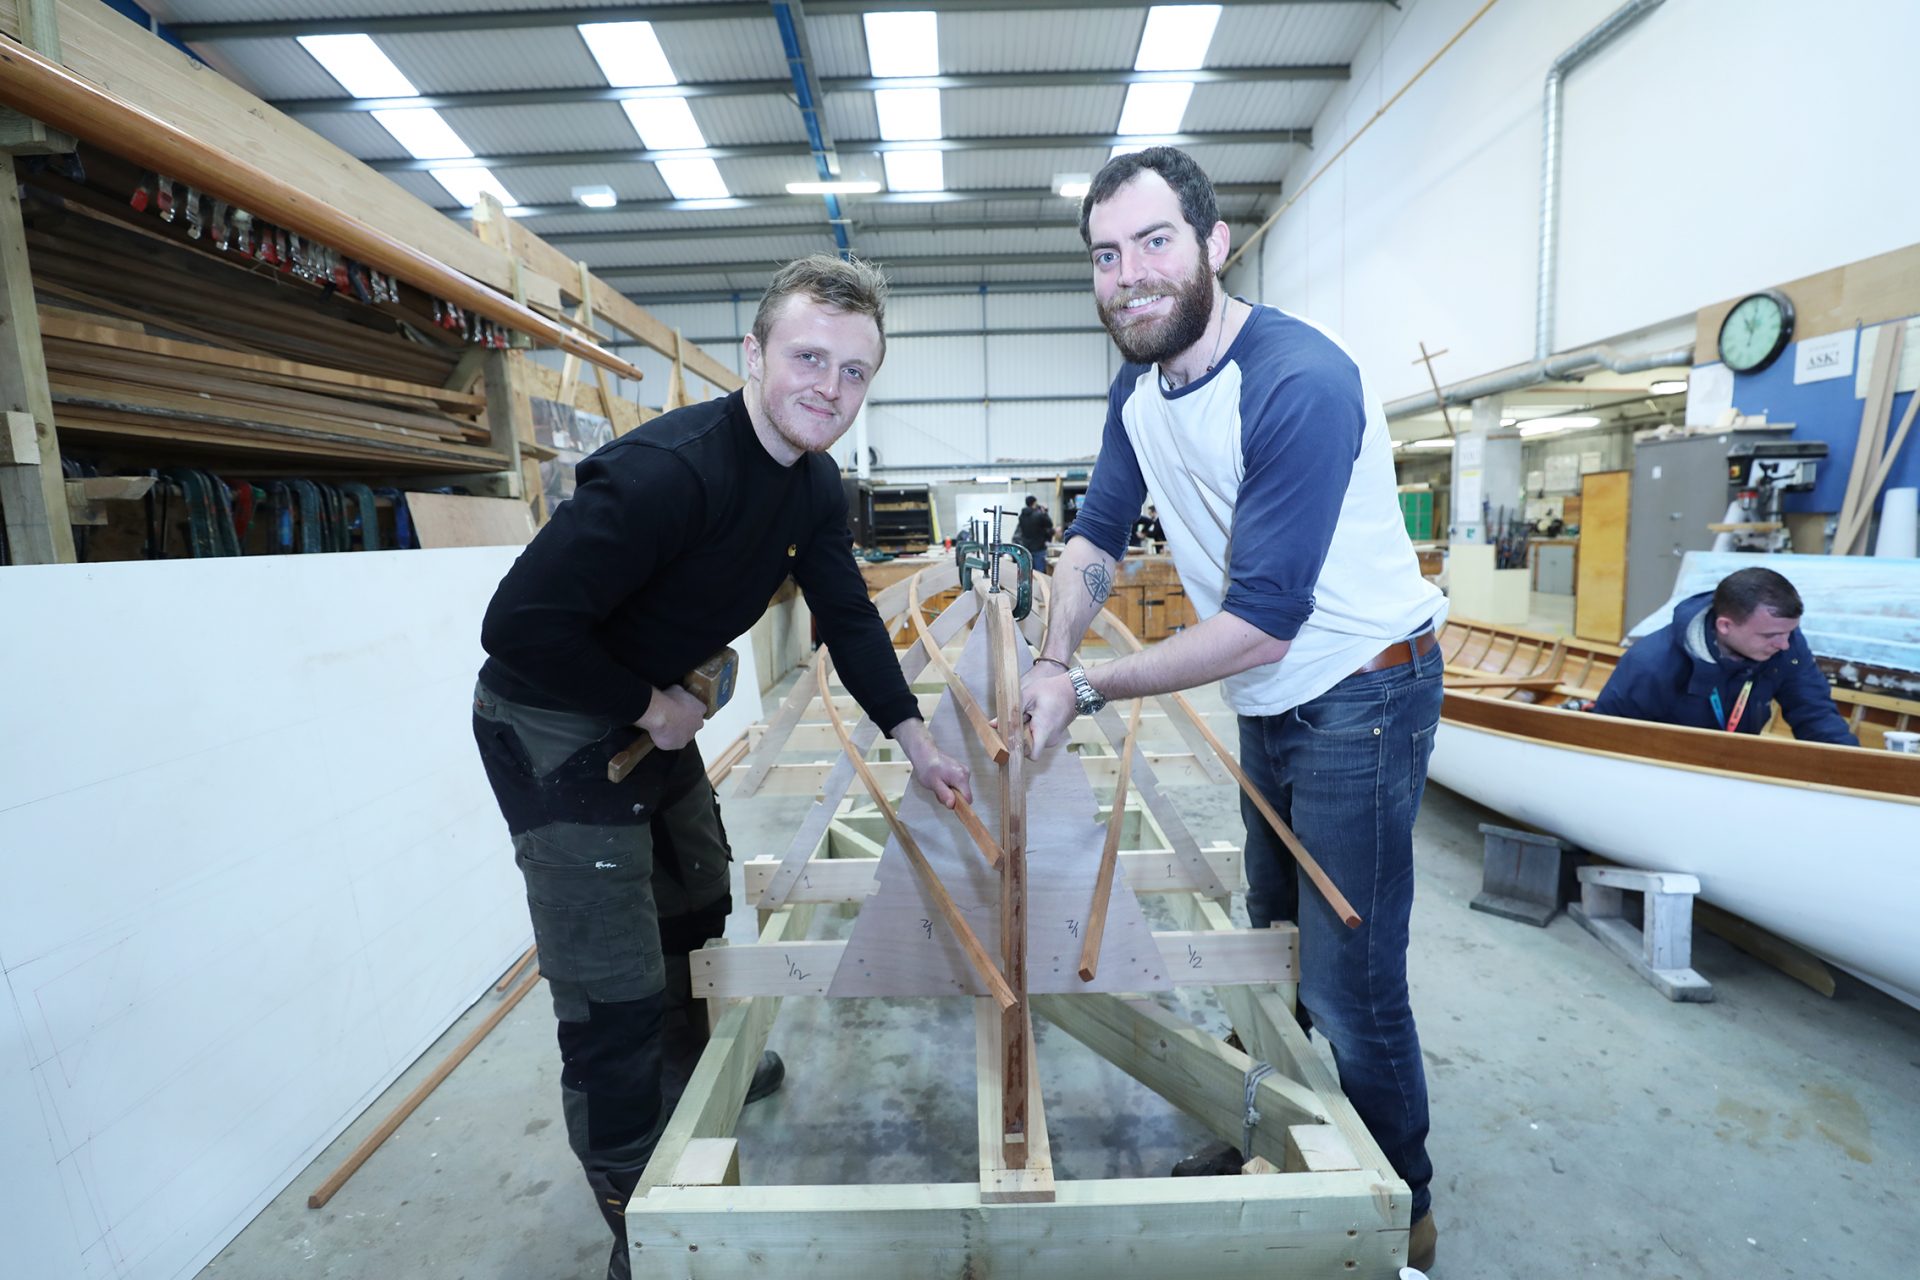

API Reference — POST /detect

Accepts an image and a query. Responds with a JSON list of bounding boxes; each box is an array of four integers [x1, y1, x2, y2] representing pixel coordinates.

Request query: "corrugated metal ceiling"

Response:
[[175, 0, 1385, 297]]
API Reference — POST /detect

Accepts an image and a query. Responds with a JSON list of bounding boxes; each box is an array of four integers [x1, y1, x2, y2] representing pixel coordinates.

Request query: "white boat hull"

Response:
[[1430, 720, 1920, 1009]]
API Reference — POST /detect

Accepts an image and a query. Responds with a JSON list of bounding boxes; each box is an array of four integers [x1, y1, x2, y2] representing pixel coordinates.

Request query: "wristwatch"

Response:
[[1066, 666, 1107, 717]]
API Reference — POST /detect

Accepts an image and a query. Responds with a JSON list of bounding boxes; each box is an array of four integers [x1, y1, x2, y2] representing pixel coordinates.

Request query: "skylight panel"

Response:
[[1116, 81, 1194, 136], [655, 157, 731, 200], [622, 98, 709, 152], [371, 108, 474, 160], [874, 88, 942, 142], [862, 12, 940, 78], [882, 150, 945, 193], [1133, 5, 1223, 72], [297, 34, 418, 98], [578, 22, 677, 87], [431, 166, 519, 209]]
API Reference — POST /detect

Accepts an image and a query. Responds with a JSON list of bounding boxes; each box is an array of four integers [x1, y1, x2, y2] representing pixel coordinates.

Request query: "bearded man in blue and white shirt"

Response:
[[1019, 147, 1444, 1272]]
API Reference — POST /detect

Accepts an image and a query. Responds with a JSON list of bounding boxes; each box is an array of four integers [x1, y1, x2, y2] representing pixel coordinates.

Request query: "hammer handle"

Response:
[[607, 733, 655, 783]]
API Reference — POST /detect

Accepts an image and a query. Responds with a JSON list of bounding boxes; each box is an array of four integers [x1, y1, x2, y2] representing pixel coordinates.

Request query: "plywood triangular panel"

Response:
[[828, 612, 1171, 997]]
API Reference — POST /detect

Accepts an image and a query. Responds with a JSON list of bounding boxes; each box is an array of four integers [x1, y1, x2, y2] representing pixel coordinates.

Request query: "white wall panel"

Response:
[[865, 402, 990, 469], [988, 400, 1108, 463], [877, 335, 986, 402], [887, 293, 986, 333], [0, 550, 531, 1280], [984, 290, 1099, 331], [987, 332, 1112, 399], [1258, 0, 1920, 402]]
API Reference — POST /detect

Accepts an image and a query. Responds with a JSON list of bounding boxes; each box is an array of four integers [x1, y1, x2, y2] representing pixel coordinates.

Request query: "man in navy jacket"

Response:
[[1594, 567, 1856, 744]]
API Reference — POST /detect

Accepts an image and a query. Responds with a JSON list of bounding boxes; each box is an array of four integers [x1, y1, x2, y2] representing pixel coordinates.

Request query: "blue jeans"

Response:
[[1238, 640, 1444, 1220]]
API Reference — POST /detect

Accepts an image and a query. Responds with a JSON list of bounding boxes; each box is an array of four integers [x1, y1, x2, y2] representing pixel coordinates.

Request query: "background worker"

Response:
[[1017, 146, 1445, 1273], [1130, 503, 1165, 549], [1015, 493, 1055, 571], [470, 255, 970, 1280], [1594, 566, 1857, 744]]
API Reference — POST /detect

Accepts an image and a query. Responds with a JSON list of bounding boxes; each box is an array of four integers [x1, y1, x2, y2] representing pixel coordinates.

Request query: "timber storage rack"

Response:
[[0, 2, 740, 564]]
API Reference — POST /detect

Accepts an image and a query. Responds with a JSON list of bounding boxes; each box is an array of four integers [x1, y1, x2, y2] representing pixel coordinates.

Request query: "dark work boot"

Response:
[[1170, 1139, 1245, 1177], [584, 1166, 643, 1280], [662, 955, 786, 1108]]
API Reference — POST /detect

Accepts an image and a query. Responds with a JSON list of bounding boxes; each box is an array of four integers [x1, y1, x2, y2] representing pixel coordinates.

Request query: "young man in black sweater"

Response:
[[472, 255, 969, 1280]]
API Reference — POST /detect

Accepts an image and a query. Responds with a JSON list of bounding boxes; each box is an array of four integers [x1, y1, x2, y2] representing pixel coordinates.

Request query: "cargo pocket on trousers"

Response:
[[514, 839, 660, 997]]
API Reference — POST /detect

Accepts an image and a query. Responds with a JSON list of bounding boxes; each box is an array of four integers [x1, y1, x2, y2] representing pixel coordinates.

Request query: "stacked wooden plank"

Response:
[[40, 313, 508, 472]]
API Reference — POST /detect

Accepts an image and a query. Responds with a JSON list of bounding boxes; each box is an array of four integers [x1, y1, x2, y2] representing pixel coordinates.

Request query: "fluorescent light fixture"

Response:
[[1134, 5, 1223, 72], [372, 107, 473, 160], [1517, 415, 1601, 437], [1117, 81, 1194, 135], [787, 179, 883, 194], [572, 184, 618, 209], [1053, 173, 1091, 199], [1407, 437, 1455, 450], [578, 22, 676, 87], [863, 11, 940, 78], [655, 156, 730, 200], [622, 97, 709, 151], [430, 166, 518, 209], [1649, 379, 1689, 395], [883, 149, 945, 192], [874, 87, 942, 141], [297, 34, 418, 98], [1499, 417, 1517, 427]]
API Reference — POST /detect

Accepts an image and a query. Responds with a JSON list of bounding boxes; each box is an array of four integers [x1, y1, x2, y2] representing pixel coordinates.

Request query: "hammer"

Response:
[[606, 647, 740, 783]]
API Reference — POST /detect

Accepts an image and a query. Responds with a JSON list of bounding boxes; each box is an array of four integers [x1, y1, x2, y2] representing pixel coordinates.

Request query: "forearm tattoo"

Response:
[[1080, 562, 1113, 607]]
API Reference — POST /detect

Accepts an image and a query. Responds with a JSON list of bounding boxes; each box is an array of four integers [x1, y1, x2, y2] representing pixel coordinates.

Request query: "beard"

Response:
[[761, 393, 846, 457], [1097, 250, 1217, 366]]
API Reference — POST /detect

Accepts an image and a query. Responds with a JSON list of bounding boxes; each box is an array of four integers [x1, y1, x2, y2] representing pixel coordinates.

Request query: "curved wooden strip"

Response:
[[1086, 607, 1362, 928], [814, 648, 1016, 1010], [1078, 697, 1143, 982], [911, 571, 1010, 763], [951, 794, 1005, 868]]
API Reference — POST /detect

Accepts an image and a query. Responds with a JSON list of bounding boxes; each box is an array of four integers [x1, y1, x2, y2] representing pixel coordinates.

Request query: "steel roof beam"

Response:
[[271, 66, 1347, 116], [597, 252, 1095, 280], [373, 129, 1308, 173], [536, 216, 1256, 244], [445, 183, 1280, 217], [178, 1, 1382, 42], [625, 278, 1097, 303]]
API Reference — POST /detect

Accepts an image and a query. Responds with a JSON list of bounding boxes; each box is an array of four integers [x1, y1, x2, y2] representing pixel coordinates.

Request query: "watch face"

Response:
[[1718, 291, 1793, 373]]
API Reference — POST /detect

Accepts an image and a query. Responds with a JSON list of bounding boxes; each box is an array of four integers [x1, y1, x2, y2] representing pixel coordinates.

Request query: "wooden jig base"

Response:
[[623, 562, 1412, 1277], [625, 792, 1413, 1278]]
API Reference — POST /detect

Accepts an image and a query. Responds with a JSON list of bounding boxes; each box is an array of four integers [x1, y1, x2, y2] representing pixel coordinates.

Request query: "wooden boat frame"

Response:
[[619, 561, 1416, 1279]]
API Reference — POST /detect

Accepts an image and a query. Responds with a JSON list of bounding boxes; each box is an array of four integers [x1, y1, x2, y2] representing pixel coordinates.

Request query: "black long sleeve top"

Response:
[[478, 390, 919, 734]]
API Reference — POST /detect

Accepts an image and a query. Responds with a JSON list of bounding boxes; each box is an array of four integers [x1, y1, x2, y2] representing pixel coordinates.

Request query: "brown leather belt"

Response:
[[1353, 630, 1438, 676]]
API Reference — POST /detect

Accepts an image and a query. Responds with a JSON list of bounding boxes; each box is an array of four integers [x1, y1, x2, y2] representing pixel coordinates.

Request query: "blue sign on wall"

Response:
[[1704, 319, 1919, 514]]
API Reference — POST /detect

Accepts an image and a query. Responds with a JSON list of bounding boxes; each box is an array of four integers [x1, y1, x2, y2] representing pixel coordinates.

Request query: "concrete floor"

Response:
[[199, 676, 1919, 1280]]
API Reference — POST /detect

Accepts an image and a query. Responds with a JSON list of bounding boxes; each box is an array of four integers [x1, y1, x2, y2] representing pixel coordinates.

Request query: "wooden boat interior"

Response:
[[1438, 617, 1920, 753]]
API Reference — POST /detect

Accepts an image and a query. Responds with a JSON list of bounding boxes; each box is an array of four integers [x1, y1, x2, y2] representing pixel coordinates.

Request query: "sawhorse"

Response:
[[1570, 865, 1713, 1002]]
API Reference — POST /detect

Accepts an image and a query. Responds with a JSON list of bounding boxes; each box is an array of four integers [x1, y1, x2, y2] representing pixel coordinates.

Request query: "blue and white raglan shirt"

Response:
[[1068, 303, 1445, 716]]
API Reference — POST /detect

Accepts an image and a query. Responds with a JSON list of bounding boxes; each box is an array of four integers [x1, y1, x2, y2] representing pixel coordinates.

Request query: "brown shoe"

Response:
[[1409, 1210, 1437, 1271]]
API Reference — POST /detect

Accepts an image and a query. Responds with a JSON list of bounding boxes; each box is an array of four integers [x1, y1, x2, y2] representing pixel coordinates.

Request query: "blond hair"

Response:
[[751, 253, 889, 364]]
